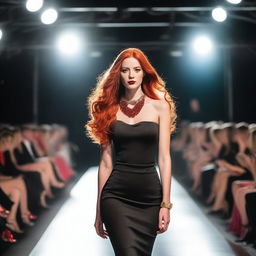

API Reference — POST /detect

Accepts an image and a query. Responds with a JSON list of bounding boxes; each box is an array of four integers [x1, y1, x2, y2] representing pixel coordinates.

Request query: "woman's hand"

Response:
[[216, 159, 227, 167], [94, 210, 109, 239], [157, 208, 170, 234]]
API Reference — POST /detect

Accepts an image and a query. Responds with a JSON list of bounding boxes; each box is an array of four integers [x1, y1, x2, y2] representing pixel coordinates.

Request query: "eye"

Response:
[[121, 69, 127, 73], [135, 69, 141, 72]]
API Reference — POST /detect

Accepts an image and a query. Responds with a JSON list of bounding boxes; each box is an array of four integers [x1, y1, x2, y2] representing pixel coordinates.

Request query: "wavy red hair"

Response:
[[85, 48, 177, 145]]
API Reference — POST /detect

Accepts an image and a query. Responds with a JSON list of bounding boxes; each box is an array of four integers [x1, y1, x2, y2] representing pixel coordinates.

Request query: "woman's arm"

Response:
[[157, 99, 172, 203], [96, 141, 113, 212], [236, 153, 252, 170], [222, 160, 246, 174]]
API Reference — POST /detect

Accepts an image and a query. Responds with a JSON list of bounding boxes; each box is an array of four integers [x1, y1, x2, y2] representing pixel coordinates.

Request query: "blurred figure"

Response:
[[188, 98, 204, 122]]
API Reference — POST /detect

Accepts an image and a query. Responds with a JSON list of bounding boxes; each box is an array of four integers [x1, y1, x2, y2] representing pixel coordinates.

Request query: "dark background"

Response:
[[0, 0, 256, 169]]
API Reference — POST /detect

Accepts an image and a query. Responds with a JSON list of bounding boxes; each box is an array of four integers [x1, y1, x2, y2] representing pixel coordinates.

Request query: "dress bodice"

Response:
[[109, 120, 159, 165]]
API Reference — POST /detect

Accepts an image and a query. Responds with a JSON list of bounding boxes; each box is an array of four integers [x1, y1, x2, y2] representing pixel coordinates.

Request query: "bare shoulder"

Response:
[[148, 98, 170, 116]]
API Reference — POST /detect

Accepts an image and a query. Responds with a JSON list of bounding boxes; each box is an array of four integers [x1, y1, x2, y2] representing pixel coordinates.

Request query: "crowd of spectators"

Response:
[[172, 121, 256, 249], [0, 123, 76, 243]]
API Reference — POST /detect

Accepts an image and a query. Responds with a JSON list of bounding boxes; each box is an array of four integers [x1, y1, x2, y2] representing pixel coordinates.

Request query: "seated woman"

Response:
[[34, 124, 75, 182], [11, 127, 64, 197], [0, 130, 47, 210], [189, 122, 222, 193], [0, 188, 17, 243], [228, 128, 256, 241], [182, 123, 203, 183], [207, 123, 254, 216], [0, 175, 38, 233]]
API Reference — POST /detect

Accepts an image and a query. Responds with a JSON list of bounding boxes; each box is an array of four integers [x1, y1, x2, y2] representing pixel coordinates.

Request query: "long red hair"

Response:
[[85, 48, 177, 145]]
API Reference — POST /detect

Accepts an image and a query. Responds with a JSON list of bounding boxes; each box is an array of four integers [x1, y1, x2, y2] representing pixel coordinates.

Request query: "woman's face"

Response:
[[120, 57, 144, 90], [216, 129, 228, 144], [3, 136, 13, 150], [233, 130, 240, 142]]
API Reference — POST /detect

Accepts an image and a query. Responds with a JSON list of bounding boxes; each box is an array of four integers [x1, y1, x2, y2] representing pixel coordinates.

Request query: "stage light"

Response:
[[212, 7, 227, 22], [193, 36, 213, 55], [226, 0, 242, 4], [41, 8, 58, 25], [26, 0, 43, 12], [169, 50, 183, 57], [56, 33, 83, 56], [0, 29, 2, 41]]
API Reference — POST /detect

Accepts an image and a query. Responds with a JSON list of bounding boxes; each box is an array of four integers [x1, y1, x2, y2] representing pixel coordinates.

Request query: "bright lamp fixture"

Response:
[[226, 0, 242, 4], [0, 29, 2, 40], [41, 8, 58, 25], [26, 0, 43, 12], [212, 7, 227, 22], [56, 33, 82, 56], [193, 36, 213, 55]]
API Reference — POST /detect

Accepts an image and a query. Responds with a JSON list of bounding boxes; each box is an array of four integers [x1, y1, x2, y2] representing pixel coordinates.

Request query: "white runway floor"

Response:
[[29, 166, 237, 256]]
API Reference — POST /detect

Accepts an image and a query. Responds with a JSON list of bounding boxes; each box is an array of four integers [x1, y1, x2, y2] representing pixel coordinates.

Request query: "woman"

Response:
[[0, 176, 36, 233], [85, 48, 176, 255], [228, 128, 256, 242], [208, 124, 253, 216], [0, 131, 48, 210]]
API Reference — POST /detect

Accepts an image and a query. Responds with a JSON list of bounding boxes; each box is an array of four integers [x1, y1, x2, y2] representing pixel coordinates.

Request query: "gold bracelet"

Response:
[[160, 202, 173, 209]]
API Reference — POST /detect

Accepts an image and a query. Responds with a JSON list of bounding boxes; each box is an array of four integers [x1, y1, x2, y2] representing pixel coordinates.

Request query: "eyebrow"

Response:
[[121, 66, 141, 69]]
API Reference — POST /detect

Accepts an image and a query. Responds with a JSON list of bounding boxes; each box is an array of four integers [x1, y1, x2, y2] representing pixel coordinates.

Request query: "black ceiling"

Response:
[[0, 0, 256, 51]]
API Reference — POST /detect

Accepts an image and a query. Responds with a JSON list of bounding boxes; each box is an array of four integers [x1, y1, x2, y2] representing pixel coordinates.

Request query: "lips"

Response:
[[128, 81, 135, 84]]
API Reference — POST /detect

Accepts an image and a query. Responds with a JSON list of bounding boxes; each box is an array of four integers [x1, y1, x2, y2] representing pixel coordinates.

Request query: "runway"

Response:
[[29, 166, 241, 256]]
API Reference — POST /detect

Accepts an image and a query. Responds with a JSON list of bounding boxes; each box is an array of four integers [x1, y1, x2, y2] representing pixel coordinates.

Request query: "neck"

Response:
[[122, 87, 144, 101]]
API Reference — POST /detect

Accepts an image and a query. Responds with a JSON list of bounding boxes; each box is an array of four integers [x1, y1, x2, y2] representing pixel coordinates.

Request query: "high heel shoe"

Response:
[[40, 192, 50, 208], [46, 191, 55, 199], [207, 209, 224, 216], [26, 211, 37, 220], [5, 221, 24, 233], [22, 215, 35, 226], [52, 182, 65, 188], [235, 228, 255, 244], [0, 205, 10, 218], [1, 229, 17, 243]]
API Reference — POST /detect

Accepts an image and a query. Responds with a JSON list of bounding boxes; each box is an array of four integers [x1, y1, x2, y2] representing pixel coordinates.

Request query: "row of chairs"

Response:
[[172, 121, 256, 249], [0, 123, 76, 244]]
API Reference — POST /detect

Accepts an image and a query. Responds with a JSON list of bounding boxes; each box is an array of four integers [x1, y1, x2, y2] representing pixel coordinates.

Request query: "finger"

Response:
[[157, 227, 164, 234], [95, 224, 106, 238], [99, 230, 107, 239], [102, 230, 109, 237], [157, 221, 165, 234], [99, 227, 109, 238], [158, 218, 164, 230], [162, 218, 170, 232]]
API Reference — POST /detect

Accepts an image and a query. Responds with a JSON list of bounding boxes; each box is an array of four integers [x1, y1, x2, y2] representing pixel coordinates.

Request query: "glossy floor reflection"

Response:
[[29, 167, 238, 256]]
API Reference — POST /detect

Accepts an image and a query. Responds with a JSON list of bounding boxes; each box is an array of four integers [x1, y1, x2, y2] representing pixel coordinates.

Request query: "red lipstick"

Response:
[[128, 81, 135, 84]]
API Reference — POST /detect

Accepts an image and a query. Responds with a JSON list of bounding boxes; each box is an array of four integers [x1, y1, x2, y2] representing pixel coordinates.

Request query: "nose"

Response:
[[129, 70, 135, 78]]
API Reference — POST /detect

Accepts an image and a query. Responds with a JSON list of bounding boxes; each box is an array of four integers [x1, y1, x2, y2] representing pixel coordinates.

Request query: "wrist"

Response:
[[160, 201, 173, 209]]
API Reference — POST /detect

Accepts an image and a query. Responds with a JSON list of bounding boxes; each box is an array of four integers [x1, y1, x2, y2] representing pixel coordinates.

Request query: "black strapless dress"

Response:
[[100, 120, 163, 256]]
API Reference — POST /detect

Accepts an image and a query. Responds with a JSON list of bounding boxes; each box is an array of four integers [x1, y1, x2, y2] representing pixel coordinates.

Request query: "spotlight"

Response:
[[26, 0, 43, 12], [212, 7, 227, 22], [226, 0, 242, 4], [0, 29, 2, 40], [169, 50, 183, 57], [56, 33, 83, 56], [193, 36, 213, 55], [41, 8, 58, 25]]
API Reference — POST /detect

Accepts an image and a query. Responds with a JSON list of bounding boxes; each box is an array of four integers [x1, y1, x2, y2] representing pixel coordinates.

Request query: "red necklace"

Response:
[[119, 95, 145, 118]]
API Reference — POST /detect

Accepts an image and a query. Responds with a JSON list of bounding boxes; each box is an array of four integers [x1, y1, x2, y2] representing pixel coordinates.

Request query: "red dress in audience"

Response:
[[53, 156, 74, 182], [34, 137, 74, 182], [228, 182, 253, 236]]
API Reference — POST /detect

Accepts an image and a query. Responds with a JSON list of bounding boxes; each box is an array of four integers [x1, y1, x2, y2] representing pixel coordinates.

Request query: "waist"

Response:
[[113, 161, 156, 173]]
